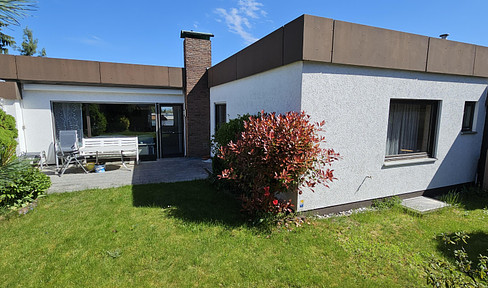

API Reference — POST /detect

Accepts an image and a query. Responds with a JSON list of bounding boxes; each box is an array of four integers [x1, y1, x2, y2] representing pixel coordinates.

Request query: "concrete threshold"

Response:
[[401, 196, 449, 213]]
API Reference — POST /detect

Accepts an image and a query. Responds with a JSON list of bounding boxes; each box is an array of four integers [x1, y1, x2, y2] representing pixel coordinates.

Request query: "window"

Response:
[[385, 100, 439, 159], [215, 103, 226, 132], [462, 101, 476, 132]]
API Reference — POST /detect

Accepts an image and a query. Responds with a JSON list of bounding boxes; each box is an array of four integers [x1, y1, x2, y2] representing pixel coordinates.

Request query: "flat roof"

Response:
[[0, 55, 183, 89], [208, 14, 488, 87]]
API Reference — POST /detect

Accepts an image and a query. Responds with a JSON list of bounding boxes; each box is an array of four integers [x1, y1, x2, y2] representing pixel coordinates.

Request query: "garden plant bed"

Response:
[[1, 180, 487, 287]]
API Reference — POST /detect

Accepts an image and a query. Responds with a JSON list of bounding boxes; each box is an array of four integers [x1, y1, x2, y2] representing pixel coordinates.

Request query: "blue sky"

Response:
[[5, 0, 488, 67]]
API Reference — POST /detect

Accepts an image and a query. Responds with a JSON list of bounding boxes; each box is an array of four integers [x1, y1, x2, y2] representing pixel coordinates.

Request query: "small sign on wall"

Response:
[[299, 200, 304, 208]]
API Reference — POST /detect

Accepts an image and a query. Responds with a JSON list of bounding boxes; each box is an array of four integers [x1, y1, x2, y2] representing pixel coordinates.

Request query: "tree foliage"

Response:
[[0, 0, 36, 26], [18, 26, 45, 56], [0, 0, 36, 54], [0, 22, 14, 54], [87, 104, 107, 136], [218, 111, 340, 217]]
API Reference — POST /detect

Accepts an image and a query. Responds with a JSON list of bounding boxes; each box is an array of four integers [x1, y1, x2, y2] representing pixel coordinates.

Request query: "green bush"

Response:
[[439, 190, 461, 206], [0, 144, 51, 210], [425, 231, 488, 287], [119, 116, 130, 131], [0, 163, 51, 209], [88, 104, 107, 136], [211, 114, 252, 177], [0, 108, 18, 148], [371, 196, 402, 209]]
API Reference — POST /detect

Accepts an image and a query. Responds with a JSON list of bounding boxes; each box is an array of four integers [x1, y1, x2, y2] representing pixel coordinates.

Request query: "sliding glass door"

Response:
[[53, 102, 184, 160]]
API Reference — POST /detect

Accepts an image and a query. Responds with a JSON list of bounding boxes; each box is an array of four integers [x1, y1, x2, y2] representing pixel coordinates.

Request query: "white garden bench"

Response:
[[81, 137, 139, 169]]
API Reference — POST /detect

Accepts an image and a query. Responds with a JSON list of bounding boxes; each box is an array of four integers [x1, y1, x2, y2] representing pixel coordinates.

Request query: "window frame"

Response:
[[385, 99, 439, 161], [461, 101, 476, 133]]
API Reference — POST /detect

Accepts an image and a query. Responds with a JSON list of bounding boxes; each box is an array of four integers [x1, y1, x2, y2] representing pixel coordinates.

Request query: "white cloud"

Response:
[[69, 35, 106, 47], [215, 0, 267, 45], [238, 0, 263, 19]]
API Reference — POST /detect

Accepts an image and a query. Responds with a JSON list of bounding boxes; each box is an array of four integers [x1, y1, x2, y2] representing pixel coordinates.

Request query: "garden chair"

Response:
[[56, 130, 88, 176], [22, 151, 47, 170]]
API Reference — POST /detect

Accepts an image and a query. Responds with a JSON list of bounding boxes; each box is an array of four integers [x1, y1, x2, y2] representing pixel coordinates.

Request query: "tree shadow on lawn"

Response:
[[132, 180, 245, 228], [435, 231, 488, 266]]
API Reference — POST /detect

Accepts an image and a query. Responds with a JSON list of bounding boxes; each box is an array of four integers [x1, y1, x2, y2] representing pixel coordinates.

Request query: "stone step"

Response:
[[401, 196, 449, 213]]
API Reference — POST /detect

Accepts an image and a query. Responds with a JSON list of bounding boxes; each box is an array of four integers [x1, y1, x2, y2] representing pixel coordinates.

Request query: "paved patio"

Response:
[[45, 158, 212, 193]]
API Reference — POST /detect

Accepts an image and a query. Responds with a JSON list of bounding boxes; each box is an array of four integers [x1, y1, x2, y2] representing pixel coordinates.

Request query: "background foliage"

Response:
[[211, 113, 251, 179], [0, 108, 17, 150], [0, 108, 50, 211]]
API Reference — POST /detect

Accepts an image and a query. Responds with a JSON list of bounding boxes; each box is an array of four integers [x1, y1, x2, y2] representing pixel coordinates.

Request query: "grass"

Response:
[[0, 181, 487, 287]]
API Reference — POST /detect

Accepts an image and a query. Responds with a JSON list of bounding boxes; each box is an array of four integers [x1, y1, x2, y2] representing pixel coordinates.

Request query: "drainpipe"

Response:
[[478, 90, 488, 188]]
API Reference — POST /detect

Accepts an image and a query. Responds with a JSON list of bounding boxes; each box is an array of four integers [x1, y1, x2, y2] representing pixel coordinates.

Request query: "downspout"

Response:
[[477, 87, 488, 188]]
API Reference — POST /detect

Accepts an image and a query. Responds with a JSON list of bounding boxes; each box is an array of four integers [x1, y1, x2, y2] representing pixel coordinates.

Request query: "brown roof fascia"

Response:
[[99, 62, 181, 88], [0, 54, 18, 80], [0, 54, 183, 89], [332, 20, 429, 72], [0, 81, 21, 100], [474, 45, 488, 78], [427, 37, 476, 76], [236, 27, 284, 80], [302, 15, 333, 63], [209, 14, 488, 87]]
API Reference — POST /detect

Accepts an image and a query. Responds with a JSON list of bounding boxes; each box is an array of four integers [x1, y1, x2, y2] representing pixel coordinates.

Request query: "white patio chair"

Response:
[[56, 130, 88, 176], [22, 151, 47, 170]]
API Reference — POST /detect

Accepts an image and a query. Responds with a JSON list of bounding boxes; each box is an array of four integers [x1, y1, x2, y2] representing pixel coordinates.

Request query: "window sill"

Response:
[[461, 131, 477, 135], [382, 157, 437, 168]]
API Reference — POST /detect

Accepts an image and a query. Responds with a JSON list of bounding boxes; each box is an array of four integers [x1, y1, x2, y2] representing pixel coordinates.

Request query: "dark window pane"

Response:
[[215, 104, 226, 132], [80, 103, 157, 161], [386, 100, 438, 157], [462, 102, 476, 132]]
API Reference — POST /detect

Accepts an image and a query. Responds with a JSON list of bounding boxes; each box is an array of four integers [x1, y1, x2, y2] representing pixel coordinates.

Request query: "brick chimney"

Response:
[[181, 30, 213, 157]]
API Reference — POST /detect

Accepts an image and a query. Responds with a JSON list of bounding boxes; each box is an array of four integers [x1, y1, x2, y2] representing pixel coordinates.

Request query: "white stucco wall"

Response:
[[19, 84, 184, 163], [209, 60, 488, 212], [210, 62, 304, 137], [299, 62, 488, 211]]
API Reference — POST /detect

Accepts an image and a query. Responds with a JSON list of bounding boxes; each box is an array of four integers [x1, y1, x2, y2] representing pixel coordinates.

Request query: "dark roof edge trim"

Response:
[[180, 30, 214, 40]]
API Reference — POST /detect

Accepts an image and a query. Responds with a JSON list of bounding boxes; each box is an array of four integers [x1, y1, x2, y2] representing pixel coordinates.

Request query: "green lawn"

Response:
[[1, 181, 487, 287]]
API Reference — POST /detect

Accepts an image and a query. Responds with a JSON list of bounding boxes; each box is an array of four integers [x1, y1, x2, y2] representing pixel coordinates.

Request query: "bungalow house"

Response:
[[1, 14, 488, 213], [0, 30, 212, 164], [208, 15, 488, 213]]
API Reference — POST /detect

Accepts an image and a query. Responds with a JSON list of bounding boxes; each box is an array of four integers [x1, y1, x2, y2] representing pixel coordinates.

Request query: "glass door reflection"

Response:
[[158, 104, 184, 157]]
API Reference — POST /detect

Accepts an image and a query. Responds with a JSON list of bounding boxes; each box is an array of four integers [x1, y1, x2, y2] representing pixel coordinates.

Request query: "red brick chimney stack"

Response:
[[181, 30, 213, 157]]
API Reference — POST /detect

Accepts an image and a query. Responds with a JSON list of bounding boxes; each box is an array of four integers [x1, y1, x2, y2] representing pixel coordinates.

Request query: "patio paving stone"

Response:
[[45, 158, 212, 193], [401, 196, 449, 213]]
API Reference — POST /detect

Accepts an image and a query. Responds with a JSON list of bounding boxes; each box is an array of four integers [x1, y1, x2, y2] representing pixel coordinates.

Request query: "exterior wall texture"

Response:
[[299, 62, 487, 211], [209, 62, 304, 138], [210, 61, 488, 212], [16, 84, 183, 163]]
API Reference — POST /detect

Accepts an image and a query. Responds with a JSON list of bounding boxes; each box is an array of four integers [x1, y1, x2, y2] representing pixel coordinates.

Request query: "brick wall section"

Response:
[[183, 37, 211, 157]]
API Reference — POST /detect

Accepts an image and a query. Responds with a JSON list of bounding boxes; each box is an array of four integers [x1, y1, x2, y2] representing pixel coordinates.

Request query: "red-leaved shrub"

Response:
[[218, 111, 339, 217]]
